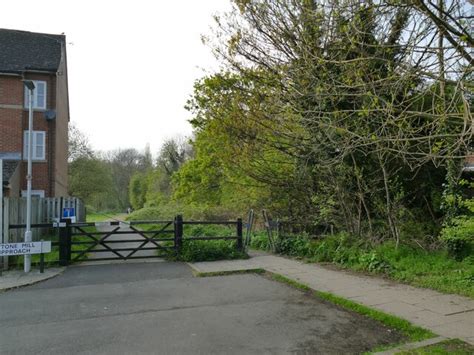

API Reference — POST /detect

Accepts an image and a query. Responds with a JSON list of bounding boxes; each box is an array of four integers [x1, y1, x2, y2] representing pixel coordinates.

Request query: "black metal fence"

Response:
[[7, 215, 244, 268]]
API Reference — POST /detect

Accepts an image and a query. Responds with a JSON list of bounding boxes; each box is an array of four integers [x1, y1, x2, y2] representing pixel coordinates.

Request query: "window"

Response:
[[21, 190, 45, 198], [24, 80, 47, 110], [23, 131, 46, 160]]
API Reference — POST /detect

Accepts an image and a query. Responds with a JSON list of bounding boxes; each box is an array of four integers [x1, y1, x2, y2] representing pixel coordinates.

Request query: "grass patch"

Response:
[[86, 212, 125, 222], [396, 339, 474, 354], [193, 268, 265, 277], [267, 272, 435, 344], [9, 231, 60, 268], [32, 226, 99, 265], [251, 234, 474, 298], [269, 273, 312, 292], [315, 291, 434, 342]]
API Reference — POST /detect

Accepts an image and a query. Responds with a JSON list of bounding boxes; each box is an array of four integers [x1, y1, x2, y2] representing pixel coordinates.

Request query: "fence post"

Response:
[[174, 215, 183, 254], [39, 239, 45, 274], [237, 218, 243, 252], [2, 197, 10, 270], [59, 218, 71, 266]]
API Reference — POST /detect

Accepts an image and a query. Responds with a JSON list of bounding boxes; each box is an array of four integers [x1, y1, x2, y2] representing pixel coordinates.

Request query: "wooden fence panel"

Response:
[[2, 197, 85, 243]]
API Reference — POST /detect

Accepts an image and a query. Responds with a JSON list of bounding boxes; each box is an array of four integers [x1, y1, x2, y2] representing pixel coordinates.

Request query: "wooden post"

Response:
[[39, 253, 45, 273], [59, 218, 71, 266], [0, 160, 3, 275], [174, 215, 183, 254], [237, 218, 243, 252], [39, 239, 45, 273], [2, 197, 9, 270], [60, 197, 64, 218]]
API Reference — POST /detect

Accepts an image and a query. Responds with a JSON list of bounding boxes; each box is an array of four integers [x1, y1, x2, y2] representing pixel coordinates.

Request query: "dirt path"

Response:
[[87, 223, 160, 261]]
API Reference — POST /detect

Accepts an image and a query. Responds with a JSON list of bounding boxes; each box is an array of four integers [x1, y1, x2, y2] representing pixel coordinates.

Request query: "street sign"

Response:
[[63, 207, 75, 218], [0, 241, 51, 256], [63, 207, 76, 223]]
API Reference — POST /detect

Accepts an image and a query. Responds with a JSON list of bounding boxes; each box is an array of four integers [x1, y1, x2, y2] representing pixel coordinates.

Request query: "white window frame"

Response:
[[21, 190, 45, 198], [23, 131, 46, 161], [24, 80, 47, 110]]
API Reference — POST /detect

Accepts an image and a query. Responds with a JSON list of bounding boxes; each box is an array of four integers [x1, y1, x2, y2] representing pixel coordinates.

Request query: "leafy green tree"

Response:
[[176, 0, 472, 246], [129, 172, 148, 210], [69, 157, 113, 206]]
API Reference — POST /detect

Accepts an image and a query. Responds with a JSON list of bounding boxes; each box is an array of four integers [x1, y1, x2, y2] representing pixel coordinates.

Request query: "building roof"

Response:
[[0, 29, 65, 74]]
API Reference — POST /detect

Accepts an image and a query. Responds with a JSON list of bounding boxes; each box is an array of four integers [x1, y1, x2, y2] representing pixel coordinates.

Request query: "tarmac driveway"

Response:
[[0, 262, 404, 354]]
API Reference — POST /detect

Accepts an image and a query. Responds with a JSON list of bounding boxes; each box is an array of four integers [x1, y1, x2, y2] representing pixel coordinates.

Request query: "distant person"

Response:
[[127, 207, 132, 214]]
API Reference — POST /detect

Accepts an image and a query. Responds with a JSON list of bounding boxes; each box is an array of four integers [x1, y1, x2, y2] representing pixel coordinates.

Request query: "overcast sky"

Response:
[[1, 0, 232, 154]]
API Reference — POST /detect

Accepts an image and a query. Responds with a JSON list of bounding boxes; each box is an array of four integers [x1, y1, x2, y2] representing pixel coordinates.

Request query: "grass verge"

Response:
[[266, 272, 435, 344], [315, 290, 434, 342], [251, 234, 474, 298], [192, 268, 266, 277], [395, 339, 474, 354]]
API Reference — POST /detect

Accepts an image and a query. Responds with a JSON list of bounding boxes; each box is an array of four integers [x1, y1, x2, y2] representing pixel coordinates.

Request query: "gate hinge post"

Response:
[[174, 215, 183, 255], [59, 218, 71, 266], [237, 218, 243, 252]]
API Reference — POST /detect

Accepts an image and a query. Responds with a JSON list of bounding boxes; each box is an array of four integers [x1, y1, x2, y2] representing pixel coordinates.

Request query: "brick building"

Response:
[[0, 29, 69, 197]]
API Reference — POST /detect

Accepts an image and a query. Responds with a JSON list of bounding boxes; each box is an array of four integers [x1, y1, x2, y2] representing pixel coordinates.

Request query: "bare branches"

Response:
[[185, 0, 472, 239]]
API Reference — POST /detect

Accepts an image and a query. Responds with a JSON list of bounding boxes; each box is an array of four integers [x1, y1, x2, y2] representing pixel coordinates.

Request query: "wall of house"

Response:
[[53, 44, 69, 197], [0, 72, 62, 197], [20, 73, 57, 197], [0, 75, 23, 153]]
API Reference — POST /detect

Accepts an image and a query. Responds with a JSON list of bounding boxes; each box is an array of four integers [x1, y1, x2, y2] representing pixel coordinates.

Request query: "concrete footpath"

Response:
[[0, 267, 64, 291], [189, 253, 474, 345]]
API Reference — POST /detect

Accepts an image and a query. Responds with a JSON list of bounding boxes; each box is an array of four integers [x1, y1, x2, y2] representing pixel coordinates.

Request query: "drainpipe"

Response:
[[48, 118, 53, 197], [23, 80, 35, 273]]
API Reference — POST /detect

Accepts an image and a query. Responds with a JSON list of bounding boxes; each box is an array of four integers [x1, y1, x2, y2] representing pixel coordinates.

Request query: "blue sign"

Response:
[[62, 207, 76, 218]]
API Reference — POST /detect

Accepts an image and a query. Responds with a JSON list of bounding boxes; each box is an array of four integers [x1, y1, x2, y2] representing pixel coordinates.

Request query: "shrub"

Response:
[[440, 196, 474, 260], [250, 233, 269, 250], [185, 224, 234, 238], [176, 240, 248, 262], [358, 251, 392, 273], [275, 236, 312, 256], [127, 204, 239, 222], [440, 216, 474, 260]]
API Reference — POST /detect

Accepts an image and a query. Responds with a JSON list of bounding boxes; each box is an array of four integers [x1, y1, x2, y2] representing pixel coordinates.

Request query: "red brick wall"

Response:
[[0, 76, 23, 105], [0, 108, 22, 152], [0, 73, 58, 196], [19, 162, 50, 194], [0, 77, 23, 152]]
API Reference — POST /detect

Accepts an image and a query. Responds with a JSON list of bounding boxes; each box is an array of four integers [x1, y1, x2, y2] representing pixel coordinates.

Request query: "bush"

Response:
[[127, 204, 238, 222], [250, 233, 269, 250], [358, 251, 392, 273], [185, 224, 234, 238], [440, 196, 474, 260], [176, 240, 248, 262], [440, 216, 474, 260], [276, 236, 312, 257]]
